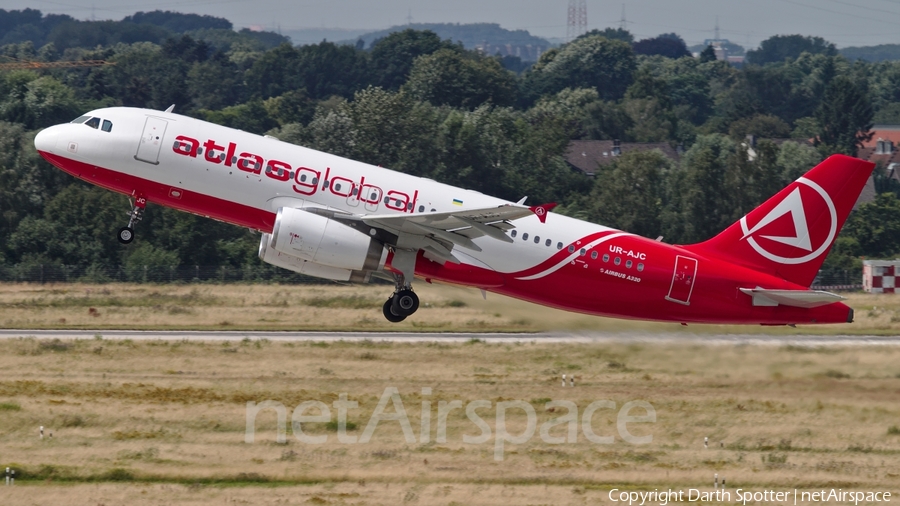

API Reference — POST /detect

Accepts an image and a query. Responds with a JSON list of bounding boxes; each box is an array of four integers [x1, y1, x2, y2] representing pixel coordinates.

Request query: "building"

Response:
[[564, 139, 681, 177], [863, 259, 900, 293]]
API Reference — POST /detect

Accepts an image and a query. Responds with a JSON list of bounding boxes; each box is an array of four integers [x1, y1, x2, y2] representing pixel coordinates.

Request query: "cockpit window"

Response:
[[101, 119, 113, 132], [84, 117, 100, 129], [71, 115, 90, 124]]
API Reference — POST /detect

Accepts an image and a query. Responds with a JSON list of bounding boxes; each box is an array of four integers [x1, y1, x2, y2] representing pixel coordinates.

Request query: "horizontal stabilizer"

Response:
[[739, 288, 845, 308]]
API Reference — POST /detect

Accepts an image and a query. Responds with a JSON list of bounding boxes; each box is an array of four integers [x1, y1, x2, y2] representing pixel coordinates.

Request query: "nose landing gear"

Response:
[[118, 195, 146, 245]]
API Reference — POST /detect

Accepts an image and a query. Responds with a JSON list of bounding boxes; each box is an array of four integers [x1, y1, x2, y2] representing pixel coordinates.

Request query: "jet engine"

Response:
[[264, 207, 387, 281]]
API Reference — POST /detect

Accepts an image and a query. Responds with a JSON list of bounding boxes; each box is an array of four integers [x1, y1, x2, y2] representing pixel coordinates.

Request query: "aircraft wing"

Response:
[[328, 203, 555, 264], [739, 288, 846, 308]]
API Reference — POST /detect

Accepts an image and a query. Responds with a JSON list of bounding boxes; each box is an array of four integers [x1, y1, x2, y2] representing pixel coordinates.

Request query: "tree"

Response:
[[746, 35, 837, 65], [814, 75, 873, 156], [633, 34, 690, 59], [0, 72, 83, 129], [521, 35, 636, 105], [369, 29, 456, 90], [677, 134, 738, 242], [404, 49, 517, 109], [526, 87, 604, 138], [343, 87, 438, 176], [587, 150, 672, 238], [577, 27, 634, 44], [123, 10, 232, 33], [699, 45, 717, 63], [728, 114, 791, 140], [186, 53, 243, 110], [245, 42, 370, 100], [843, 193, 900, 258]]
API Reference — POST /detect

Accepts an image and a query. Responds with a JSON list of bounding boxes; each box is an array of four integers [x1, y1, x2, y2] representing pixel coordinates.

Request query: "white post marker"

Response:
[[715, 473, 718, 490], [704, 436, 708, 448], [40, 425, 44, 439], [5, 467, 9, 486], [562, 374, 566, 387], [570, 376, 575, 387], [722, 477, 726, 491], [9, 469, 13, 485]]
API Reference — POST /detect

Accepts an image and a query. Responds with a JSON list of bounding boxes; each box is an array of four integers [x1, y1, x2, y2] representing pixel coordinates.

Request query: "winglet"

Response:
[[529, 203, 557, 223]]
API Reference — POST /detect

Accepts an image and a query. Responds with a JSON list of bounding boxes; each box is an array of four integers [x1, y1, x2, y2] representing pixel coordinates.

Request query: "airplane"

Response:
[[33, 107, 874, 325]]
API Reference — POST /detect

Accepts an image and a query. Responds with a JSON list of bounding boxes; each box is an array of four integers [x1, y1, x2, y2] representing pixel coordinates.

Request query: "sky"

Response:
[[10, 0, 900, 49]]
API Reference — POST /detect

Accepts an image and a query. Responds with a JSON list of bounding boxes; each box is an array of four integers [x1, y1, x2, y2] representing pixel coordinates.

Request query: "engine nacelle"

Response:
[[259, 233, 376, 282], [269, 207, 387, 272]]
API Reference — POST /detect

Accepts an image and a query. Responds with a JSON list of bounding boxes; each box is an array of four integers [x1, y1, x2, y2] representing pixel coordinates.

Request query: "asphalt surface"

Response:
[[0, 329, 898, 346]]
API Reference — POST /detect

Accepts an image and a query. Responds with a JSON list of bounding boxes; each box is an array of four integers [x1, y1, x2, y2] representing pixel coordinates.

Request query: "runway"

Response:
[[0, 329, 899, 346]]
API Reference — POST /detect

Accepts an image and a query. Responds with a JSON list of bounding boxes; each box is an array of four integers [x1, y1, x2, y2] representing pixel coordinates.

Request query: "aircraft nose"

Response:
[[34, 127, 59, 154]]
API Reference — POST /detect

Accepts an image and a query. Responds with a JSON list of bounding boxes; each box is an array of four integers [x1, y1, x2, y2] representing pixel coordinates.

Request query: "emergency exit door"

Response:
[[135, 117, 168, 165], [666, 255, 697, 305]]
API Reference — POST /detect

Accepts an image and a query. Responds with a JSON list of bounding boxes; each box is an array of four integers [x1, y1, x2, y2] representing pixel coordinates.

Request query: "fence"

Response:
[[0, 263, 863, 290], [0, 264, 337, 284]]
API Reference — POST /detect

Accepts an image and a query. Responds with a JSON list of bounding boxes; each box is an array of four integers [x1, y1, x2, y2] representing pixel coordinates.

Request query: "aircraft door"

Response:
[[361, 185, 382, 213], [346, 183, 360, 208], [665, 255, 697, 305], [135, 116, 168, 165]]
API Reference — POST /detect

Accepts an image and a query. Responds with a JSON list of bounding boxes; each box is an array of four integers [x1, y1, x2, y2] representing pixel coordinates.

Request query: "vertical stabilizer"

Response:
[[684, 154, 874, 287]]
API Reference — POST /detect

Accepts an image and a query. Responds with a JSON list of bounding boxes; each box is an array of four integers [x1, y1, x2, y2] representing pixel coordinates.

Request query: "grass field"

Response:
[[0, 334, 899, 504], [0, 282, 900, 334], [1, 283, 899, 504]]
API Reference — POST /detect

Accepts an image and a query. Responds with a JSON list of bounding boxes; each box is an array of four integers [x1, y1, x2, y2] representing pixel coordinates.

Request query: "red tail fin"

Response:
[[684, 154, 874, 287]]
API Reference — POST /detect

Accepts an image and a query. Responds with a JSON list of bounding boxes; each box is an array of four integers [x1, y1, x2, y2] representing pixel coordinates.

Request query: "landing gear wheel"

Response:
[[382, 298, 406, 323], [391, 289, 419, 316], [117, 226, 135, 244]]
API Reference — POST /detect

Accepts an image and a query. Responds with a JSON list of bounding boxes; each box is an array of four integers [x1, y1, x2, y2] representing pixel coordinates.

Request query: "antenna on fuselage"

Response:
[[516, 196, 527, 205], [164, 104, 175, 113]]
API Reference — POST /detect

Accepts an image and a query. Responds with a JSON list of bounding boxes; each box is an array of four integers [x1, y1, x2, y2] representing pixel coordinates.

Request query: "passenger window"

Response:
[[101, 120, 113, 132], [545, 239, 551, 247], [568, 245, 575, 253], [557, 242, 563, 250], [637, 263, 644, 272], [534, 236, 540, 244], [511, 230, 517, 238], [418, 205, 424, 212], [84, 117, 100, 129], [579, 248, 586, 256], [591, 251, 598, 259], [603, 254, 610, 262], [407, 203, 413, 210], [522, 233, 529, 241], [614, 257, 621, 266], [626, 260, 633, 269], [334, 183, 342, 191]]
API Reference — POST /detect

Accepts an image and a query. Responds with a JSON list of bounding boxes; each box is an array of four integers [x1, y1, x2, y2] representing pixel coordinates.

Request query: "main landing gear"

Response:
[[117, 196, 146, 245], [382, 288, 419, 323], [381, 248, 420, 323]]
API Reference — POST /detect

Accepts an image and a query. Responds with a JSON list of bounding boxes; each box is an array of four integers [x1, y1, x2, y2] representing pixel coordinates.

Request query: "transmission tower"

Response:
[[619, 4, 627, 30], [567, 0, 587, 42]]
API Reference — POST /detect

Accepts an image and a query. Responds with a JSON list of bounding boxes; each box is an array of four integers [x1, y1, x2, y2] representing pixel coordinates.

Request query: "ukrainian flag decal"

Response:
[[452, 199, 463, 206]]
